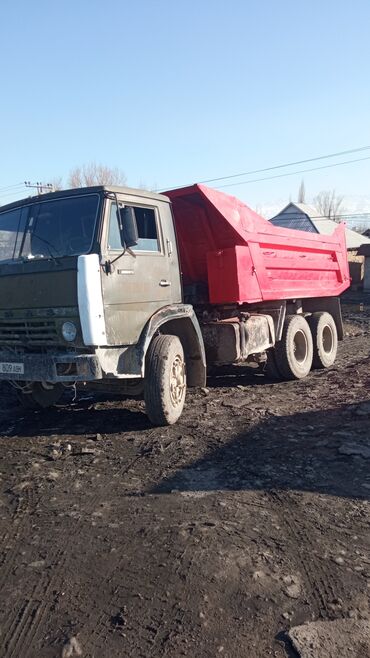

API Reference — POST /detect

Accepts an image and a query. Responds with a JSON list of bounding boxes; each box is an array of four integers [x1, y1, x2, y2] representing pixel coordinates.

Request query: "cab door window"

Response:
[[107, 203, 160, 252]]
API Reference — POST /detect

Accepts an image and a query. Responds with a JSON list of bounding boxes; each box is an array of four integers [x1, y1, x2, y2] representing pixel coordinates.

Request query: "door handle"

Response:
[[159, 279, 171, 287]]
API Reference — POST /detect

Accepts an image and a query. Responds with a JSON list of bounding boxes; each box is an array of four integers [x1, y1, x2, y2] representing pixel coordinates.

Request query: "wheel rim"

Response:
[[322, 324, 334, 354], [170, 354, 186, 406], [294, 329, 308, 363]]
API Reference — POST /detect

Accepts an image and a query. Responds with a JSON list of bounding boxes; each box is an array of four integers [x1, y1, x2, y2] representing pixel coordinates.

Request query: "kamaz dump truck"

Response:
[[0, 184, 350, 425]]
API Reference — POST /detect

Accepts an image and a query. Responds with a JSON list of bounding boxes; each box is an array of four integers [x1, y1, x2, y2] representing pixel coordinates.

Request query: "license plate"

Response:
[[0, 362, 24, 375]]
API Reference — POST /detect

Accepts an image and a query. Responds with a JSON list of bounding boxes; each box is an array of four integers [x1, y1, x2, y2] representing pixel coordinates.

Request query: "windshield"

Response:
[[0, 194, 99, 262]]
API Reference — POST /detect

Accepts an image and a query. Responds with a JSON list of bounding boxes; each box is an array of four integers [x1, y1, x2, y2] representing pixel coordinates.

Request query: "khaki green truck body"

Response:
[[0, 186, 206, 398]]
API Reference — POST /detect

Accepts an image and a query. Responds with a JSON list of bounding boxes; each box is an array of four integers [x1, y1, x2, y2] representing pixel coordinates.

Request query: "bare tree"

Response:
[[254, 204, 264, 217], [51, 176, 63, 192], [68, 163, 127, 188], [297, 179, 306, 203], [352, 223, 368, 234], [137, 179, 158, 191], [313, 190, 344, 222]]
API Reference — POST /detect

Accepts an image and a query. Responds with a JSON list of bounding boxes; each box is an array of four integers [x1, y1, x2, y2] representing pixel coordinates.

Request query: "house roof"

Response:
[[289, 202, 320, 218], [358, 243, 370, 257], [311, 219, 370, 249], [270, 202, 370, 250]]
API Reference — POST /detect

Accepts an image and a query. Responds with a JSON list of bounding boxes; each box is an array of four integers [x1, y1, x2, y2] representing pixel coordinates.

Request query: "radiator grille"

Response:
[[0, 319, 59, 346]]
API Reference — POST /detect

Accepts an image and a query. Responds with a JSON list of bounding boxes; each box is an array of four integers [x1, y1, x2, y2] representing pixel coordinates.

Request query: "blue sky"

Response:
[[1, 0, 370, 218]]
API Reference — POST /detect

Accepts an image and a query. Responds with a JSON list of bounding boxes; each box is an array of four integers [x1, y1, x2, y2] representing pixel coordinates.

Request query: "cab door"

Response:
[[101, 197, 181, 345]]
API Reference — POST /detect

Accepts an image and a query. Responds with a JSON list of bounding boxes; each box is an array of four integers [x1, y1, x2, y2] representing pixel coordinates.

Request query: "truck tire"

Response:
[[144, 335, 187, 426], [308, 311, 338, 369], [16, 382, 64, 409], [16, 389, 40, 410], [264, 349, 282, 380], [275, 315, 313, 380]]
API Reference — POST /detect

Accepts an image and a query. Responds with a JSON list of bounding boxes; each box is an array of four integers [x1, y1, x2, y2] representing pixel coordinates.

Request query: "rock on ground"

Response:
[[288, 619, 370, 658]]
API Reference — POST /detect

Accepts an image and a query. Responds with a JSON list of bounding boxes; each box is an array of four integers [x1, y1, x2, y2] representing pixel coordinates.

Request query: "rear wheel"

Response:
[[264, 348, 282, 380], [308, 312, 338, 369], [275, 315, 313, 380], [144, 335, 187, 426], [16, 382, 64, 409]]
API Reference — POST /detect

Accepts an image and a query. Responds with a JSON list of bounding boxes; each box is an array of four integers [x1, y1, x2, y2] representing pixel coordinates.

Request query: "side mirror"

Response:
[[118, 206, 138, 248]]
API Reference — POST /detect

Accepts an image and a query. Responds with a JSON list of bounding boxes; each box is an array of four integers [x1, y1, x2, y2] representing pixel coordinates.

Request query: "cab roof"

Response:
[[0, 185, 170, 212]]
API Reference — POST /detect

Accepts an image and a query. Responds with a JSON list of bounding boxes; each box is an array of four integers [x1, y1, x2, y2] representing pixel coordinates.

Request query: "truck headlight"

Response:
[[62, 321, 77, 342]]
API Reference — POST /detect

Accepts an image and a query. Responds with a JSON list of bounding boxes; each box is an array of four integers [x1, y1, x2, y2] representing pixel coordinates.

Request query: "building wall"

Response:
[[364, 257, 370, 292], [347, 252, 365, 287]]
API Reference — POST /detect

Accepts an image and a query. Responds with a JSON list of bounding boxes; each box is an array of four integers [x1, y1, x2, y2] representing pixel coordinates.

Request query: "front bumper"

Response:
[[0, 351, 102, 383]]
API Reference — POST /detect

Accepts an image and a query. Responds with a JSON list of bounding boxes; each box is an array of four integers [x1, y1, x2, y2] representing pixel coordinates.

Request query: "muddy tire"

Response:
[[144, 335, 187, 426], [275, 315, 313, 380], [16, 382, 64, 409], [264, 349, 282, 380], [308, 311, 338, 369], [16, 389, 41, 410]]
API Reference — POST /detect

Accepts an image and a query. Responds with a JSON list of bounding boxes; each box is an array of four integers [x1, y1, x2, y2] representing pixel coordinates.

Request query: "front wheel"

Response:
[[144, 335, 187, 426], [16, 382, 64, 409]]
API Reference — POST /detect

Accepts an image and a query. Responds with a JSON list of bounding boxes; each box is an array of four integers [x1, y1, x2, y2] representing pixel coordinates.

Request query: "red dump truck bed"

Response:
[[165, 184, 350, 304]]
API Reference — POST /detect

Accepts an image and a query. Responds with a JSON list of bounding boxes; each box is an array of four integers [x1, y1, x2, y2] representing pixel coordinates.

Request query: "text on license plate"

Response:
[[0, 362, 24, 374]]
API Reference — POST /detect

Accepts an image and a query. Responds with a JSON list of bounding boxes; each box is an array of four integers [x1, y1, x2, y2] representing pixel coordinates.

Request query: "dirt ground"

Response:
[[0, 296, 369, 658]]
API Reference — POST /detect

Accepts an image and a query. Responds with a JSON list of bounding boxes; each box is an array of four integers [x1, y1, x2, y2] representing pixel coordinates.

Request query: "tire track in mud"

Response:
[[145, 542, 200, 658], [81, 514, 202, 658], [2, 587, 43, 658], [0, 441, 160, 658], [0, 484, 36, 597], [0, 476, 76, 657], [1, 544, 70, 658], [267, 490, 345, 616], [69, 444, 166, 657], [80, 537, 181, 656]]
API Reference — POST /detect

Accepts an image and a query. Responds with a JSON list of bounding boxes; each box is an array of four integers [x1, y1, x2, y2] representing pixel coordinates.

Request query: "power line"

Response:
[[216, 155, 370, 189], [310, 212, 370, 220], [0, 190, 29, 201], [269, 212, 370, 220], [0, 187, 32, 200], [161, 145, 370, 191], [0, 181, 54, 202], [268, 213, 370, 223], [0, 183, 25, 194]]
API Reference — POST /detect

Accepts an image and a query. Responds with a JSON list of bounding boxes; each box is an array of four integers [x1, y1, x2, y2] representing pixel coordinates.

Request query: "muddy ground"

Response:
[[0, 297, 369, 658]]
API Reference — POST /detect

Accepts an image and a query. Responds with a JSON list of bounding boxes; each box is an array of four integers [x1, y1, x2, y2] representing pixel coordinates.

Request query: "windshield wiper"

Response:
[[24, 234, 62, 265]]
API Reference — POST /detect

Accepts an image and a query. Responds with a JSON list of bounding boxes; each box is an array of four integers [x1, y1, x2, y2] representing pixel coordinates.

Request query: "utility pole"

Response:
[[24, 181, 54, 194]]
